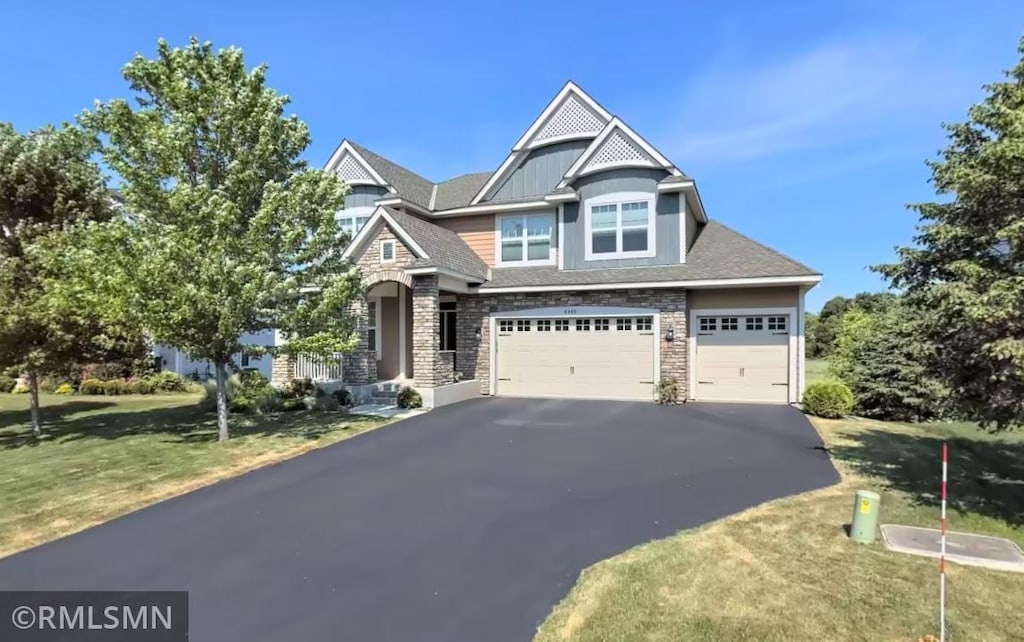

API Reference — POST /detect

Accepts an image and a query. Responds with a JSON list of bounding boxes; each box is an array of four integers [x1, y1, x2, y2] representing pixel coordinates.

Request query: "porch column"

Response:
[[412, 275, 443, 388], [342, 296, 377, 384]]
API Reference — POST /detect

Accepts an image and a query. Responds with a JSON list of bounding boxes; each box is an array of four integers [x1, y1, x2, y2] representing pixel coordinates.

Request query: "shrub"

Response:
[[0, 375, 17, 393], [38, 377, 62, 393], [54, 383, 75, 395], [11, 383, 29, 394], [287, 377, 316, 399], [80, 362, 128, 381], [146, 371, 191, 393], [656, 378, 680, 404], [79, 378, 105, 395], [202, 371, 278, 414], [396, 386, 422, 409], [102, 379, 126, 396], [331, 388, 354, 407], [314, 395, 340, 412], [127, 378, 155, 395], [803, 382, 854, 418]]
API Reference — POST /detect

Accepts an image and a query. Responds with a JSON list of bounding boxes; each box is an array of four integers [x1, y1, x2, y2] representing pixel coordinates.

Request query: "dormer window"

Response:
[[584, 192, 656, 260], [337, 206, 374, 243], [496, 212, 555, 266]]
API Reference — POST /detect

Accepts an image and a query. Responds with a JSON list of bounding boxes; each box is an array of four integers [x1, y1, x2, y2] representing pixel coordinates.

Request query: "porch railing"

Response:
[[294, 352, 345, 382]]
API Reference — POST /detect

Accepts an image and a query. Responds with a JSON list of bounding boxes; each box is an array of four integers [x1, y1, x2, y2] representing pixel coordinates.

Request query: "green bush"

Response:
[[287, 377, 316, 399], [126, 378, 155, 395], [202, 371, 278, 414], [396, 386, 422, 409], [314, 395, 340, 412], [803, 382, 854, 419], [12, 383, 29, 394], [54, 383, 75, 395], [79, 378, 104, 395], [145, 371, 192, 393], [331, 388, 354, 407], [38, 377, 62, 393], [656, 378, 680, 404], [102, 379, 126, 396], [0, 375, 17, 393]]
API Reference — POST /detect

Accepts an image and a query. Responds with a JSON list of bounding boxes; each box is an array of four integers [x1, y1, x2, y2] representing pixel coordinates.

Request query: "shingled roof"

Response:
[[348, 142, 435, 211], [478, 220, 818, 289], [380, 208, 490, 281]]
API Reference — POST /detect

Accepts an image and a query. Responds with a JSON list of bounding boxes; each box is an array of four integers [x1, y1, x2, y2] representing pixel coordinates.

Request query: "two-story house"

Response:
[[273, 82, 821, 407]]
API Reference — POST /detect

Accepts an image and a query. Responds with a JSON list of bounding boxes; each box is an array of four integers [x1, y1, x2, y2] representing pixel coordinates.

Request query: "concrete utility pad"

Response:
[[881, 524, 1024, 573]]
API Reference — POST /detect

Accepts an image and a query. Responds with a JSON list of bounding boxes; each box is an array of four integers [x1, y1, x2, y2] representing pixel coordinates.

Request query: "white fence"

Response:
[[294, 353, 345, 382]]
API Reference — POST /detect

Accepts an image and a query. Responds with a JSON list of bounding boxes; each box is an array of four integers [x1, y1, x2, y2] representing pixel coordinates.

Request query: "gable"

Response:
[[486, 140, 589, 202], [558, 119, 680, 189], [349, 219, 417, 270]]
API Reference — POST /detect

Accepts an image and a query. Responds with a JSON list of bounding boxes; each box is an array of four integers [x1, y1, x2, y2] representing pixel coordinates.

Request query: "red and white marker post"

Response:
[[939, 441, 948, 642]]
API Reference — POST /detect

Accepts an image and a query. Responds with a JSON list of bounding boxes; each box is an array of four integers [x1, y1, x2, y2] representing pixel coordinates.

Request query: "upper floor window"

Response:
[[337, 206, 374, 244], [380, 239, 396, 263], [496, 212, 555, 266], [584, 192, 656, 261]]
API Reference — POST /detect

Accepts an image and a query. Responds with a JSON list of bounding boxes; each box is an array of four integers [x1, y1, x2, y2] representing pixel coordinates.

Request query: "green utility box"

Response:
[[849, 490, 881, 544]]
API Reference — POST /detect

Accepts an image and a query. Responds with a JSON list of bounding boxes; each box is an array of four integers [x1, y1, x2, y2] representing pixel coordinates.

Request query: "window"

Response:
[[636, 317, 652, 331], [576, 319, 591, 332], [516, 319, 532, 332], [594, 318, 610, 331], [380, 239, 396, 263], [497, 213, 555, 265], [439, 301, 456, 350], [746, 316, 764, 331], [768, 316, 788, 331], [616, 318, 632, 331], [337, 207, 373, 243], [366, 300, 378, 354], [721, 317, 739, 331], [499, 319, 514, 333], [584, 193, 656, 260], [555, 319, 570, 331], [699, 317, 717, 332], [537, 320, 552, 331]]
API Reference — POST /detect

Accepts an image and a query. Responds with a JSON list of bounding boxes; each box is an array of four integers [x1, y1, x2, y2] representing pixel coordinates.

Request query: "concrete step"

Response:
[[367, 396, 401, 405]]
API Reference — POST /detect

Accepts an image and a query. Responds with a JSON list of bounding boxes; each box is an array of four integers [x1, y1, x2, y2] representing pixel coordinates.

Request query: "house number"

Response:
[[562, 308, 579, 315]]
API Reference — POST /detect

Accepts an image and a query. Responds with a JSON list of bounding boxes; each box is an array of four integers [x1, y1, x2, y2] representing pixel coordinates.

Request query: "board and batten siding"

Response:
[[688, 287, 800, 311], [343, 184, 388, 209], [684, 198, 699, 252], [487, 140, 590, 202], [435, 214, 496, 266], [562, 168, 680, 269]]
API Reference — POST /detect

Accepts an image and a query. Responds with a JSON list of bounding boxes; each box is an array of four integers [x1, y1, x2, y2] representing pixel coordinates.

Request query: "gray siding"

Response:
[[344, 184, 388, 209], [562, 168, 679, 269], [488, 140, 589, 202], [684, 193, 699, 254]]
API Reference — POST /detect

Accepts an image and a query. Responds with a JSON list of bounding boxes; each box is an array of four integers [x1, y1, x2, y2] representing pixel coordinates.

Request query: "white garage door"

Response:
[[495, 316, 656, 401], [695, 314, 790, 403]]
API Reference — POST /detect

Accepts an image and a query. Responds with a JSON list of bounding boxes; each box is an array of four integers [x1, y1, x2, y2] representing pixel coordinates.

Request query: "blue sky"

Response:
[[3, 1, 1023, 311]]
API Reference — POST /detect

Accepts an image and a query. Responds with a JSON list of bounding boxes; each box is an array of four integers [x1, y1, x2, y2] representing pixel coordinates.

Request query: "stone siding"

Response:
[[270, 354, 295, 384], [455, 289, 688, 396], [354, 220, 418, 271], [412, 275, 443, 388]]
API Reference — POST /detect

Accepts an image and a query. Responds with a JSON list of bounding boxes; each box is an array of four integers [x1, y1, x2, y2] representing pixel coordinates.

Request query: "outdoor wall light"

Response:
[[664, 325, 675, 342], [474, 327, 482, 343]]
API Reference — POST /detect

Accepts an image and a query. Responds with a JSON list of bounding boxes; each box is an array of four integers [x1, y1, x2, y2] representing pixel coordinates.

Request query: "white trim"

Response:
[[557, 205, 565, 270], [403, 266, 483, 283], [431, 199, 552, 217], [373, 197, 432, 217], [366, 296, 382, 360], [323, 140, 389, 186], [488, 315, 497, 395], [428, 184, 438, 211], [475, 274, 822, 294], [380, 239, 396, 263], [494, 211, 557, 267], [437, 276, 470, 294], [398, 286, 407, 379], [797, 285, 809, 402], [685, 185, 709, 224], [687, 306, 799, 404], [652, 312, 661, 396], [544, 191, 579, 204], [657, 180, 694, 193], [341, 206, 429, 260], [679, 195, 687, 264], [583, 191, 656, 261], [556, 118, 681, 189]]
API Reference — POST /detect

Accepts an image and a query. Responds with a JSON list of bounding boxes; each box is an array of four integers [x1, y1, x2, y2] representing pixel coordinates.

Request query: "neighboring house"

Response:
[[155, 330, 278, 381], [273, 81, 821, 406]]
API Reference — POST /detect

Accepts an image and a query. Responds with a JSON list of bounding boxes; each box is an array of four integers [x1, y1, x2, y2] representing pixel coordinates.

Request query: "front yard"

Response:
[[535, 417, 1024, 641], [0, 393, 390, 558]]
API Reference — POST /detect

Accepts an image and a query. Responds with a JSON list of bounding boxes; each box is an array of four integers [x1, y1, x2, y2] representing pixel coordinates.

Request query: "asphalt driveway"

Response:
[[0, 398, 838, 641]]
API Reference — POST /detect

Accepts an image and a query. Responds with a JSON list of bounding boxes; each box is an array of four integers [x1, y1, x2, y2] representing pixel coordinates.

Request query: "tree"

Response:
[[79, 38, 361, 441], [808, 295, 851, 358], [829, 307, 946, 422], [876, 36, 1024, 431], [0, 123, 113, 436], [805, 312, 820, 357]]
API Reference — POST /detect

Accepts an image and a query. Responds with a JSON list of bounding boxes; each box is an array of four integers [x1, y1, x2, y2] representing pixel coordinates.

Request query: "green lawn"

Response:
[[535, 417, 1024, 641], [805, 358, 831, 386], [0, 393, 390, 557]]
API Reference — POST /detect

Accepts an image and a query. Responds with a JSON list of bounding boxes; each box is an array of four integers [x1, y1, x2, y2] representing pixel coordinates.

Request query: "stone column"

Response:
[[412, 275, 441, 388], [270, 354, 295, 385], [342, 296, 377, 384]]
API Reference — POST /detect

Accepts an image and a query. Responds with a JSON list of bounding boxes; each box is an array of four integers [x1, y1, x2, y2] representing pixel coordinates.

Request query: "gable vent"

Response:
[[335, 153, 378, 184], [532, 95, 606, 146], [582, 130, 657, 174]]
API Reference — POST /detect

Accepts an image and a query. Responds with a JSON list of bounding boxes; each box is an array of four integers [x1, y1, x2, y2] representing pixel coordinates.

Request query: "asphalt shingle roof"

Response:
[[479, 220, 818, 289], [383, 207, 490, 281], [433, 172, 491, 211], [349, 142, 435, 210]]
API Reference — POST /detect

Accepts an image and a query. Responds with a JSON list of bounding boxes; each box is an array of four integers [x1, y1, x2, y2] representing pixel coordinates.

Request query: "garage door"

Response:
[[695, 313, 790, 403], [495, 316, 656, 401]]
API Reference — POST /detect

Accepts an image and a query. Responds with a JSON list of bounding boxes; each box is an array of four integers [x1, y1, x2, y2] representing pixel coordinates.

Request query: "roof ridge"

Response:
[[346, 141, 433, 184], [705, 219, 820, 275]]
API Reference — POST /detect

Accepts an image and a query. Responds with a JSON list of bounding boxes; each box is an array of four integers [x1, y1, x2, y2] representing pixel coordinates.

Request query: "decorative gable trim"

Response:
[[557, 118, 681, 188], [341, 206, 429, 261], [469, 81, 612, 206], [324, 140, 389, 187]]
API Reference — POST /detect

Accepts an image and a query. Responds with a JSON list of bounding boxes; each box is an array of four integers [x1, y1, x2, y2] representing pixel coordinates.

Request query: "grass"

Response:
[[805, 358, 831, 386], [0, 392, 390, 558], [535, 417, 1024, 641]]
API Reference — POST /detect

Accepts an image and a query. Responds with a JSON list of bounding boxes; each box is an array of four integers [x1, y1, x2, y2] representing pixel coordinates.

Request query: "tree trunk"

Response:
[[214, 361, 229, 442], [27, 370, 41, 438]]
